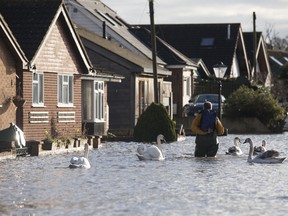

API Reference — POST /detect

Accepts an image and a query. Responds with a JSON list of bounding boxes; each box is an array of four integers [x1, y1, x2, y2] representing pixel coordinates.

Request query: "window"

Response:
[[139, 80, 149, 114], [94, 81, 104, 121], [184, 76, 191, 96], [32, 73, 44, 105], [82, 81, 104, 122], [58, 74, 73, 106], [82, 80, 93, 121]]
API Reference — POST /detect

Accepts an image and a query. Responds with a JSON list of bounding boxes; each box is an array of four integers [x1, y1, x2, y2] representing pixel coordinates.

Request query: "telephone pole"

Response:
[[253, 12, 257, 82], [149, 0, 159, 103]]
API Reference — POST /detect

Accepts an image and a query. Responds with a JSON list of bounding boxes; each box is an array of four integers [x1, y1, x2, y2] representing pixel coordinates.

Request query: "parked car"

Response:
[[183, 94, 226, 116]]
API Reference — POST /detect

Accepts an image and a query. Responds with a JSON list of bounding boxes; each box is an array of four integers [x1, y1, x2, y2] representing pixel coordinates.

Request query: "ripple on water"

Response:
[[1, 133, 288, 215]]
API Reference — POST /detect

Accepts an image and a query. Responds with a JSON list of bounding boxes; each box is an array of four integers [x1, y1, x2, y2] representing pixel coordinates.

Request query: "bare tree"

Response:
[[264, 23, 288, 51]]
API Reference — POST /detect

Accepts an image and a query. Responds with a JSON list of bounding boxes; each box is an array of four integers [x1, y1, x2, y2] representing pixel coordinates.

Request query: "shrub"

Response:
[[224, 86, 286, 133], [133, 103, 177, 142]]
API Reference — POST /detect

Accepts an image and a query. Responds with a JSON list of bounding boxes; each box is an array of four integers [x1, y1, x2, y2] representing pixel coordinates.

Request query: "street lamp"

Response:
[[213, 62, 227, 121]]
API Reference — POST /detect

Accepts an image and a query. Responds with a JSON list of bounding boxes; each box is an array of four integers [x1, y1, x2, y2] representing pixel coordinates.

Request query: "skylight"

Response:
[[200, 38, 214, 46], [95, 10, 116, 26], [270, 56, 283, 66]]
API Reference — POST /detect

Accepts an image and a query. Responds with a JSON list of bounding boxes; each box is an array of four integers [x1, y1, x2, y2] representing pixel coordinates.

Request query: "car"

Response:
[[183, 94, 226, 116]]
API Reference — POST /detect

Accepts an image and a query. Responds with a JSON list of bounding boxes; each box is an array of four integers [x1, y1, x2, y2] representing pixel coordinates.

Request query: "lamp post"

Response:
[[213, 62, 227, 121]]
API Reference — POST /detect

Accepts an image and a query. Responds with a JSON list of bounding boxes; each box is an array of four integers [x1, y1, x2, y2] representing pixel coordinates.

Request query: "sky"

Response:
[[101, 0, 288, 38]]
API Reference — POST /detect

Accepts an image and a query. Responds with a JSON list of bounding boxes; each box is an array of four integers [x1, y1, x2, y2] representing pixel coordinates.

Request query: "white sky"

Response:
[[101, 0, 288, 38]]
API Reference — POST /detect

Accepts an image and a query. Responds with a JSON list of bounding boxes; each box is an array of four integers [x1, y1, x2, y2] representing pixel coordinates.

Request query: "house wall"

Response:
[[0, 34, 17, 130], [165, 68, 183, 117], [81, 38, 140, 134], [107, 69, 134, 133], [21, 18, 84, 141]]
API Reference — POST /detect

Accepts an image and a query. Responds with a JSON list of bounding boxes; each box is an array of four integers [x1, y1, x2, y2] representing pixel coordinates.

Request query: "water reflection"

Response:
[[1, 133, 288, 215]]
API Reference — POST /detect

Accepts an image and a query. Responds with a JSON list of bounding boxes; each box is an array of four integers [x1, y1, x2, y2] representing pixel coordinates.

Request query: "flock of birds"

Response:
[[225, 137, 286, 164], [68, 134, 286, 169], [135, 135, 286, 164]]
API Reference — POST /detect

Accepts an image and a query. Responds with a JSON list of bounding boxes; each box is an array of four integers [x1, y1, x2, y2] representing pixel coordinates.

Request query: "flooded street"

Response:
[[1, 133, 288, 215]]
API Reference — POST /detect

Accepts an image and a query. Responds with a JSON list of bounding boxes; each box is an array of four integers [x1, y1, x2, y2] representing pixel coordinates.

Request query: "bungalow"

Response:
[[129, 26, 199, 118], [0, 0, 122, 141], [243, 32, 272, 87], [64, 0, 174, 135], [77, 28, 171, 135]]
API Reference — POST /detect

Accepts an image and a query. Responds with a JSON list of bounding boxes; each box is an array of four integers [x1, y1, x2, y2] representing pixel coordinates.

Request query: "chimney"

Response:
[[227, 24, 231, 40], [102, 21, 107, 39]]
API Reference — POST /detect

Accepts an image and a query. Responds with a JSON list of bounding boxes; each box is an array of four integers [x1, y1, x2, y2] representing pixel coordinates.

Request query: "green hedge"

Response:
[[223, 86, 286, 133], [133, 103, 177, 142]]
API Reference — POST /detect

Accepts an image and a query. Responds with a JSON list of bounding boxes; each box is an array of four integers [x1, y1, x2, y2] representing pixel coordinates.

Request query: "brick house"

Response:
[[0, 0, 122, 141], [0, 14, 28, 130]]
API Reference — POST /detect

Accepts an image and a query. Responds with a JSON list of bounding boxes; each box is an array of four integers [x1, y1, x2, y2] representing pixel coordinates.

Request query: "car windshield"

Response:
[[196, 95, 219, 103]]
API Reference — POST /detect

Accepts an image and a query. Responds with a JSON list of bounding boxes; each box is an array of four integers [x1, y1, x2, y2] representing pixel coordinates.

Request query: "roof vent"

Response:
[[227, 24, 231, 40]]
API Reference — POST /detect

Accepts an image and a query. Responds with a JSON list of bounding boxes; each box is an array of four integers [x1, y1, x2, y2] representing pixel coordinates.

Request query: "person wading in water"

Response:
[[191, 101, 225, 157]]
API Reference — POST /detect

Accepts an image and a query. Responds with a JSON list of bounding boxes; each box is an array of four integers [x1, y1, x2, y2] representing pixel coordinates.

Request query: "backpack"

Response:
[[199, 109, 217, 132]]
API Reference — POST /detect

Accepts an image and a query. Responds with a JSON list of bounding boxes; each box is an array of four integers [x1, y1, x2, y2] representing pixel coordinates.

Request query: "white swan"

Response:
[[136, 134, 165, 161], [69, 143, 91, 169], [243, 138, 285, 164], [253, 140, 267, 155], [226, 137, 243, 156]]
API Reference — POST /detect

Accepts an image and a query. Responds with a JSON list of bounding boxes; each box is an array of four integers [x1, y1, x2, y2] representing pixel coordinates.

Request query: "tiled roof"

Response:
[[0, 14, 27, 62], [66, 0, 166, 65], [77, 28, 171, 76], [135, 23, 242, 75], [129, 27, 197, 67], [267, 49, 288, 76], [0, 0, 62, 60], [243, 32, 262, 66]]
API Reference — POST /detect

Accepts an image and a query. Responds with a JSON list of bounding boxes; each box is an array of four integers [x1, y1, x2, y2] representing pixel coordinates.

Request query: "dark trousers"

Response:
[[194, 133, 218, 157], [194, 143, 219, 157]]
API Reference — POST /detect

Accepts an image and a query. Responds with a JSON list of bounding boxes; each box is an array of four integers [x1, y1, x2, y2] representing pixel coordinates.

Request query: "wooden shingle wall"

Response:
[[0, 34, 17, 130]]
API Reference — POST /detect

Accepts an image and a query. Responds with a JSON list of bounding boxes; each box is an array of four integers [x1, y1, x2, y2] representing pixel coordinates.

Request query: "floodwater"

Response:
[[1, 133, 288, 216]]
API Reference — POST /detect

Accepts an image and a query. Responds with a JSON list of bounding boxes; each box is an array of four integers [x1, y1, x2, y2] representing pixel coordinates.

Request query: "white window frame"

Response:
[[94, 81, 104, 122], [58, 74, 74, 107], [32, 72, 44, 106]]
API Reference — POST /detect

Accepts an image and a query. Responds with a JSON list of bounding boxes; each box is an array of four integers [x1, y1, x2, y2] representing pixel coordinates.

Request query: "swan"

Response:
[[226, 137, 243, 156], [253, 140, 267, 155], [243, 138, 285, 164], [69, 143, 91, 169], [136, 134, 165, 161]]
